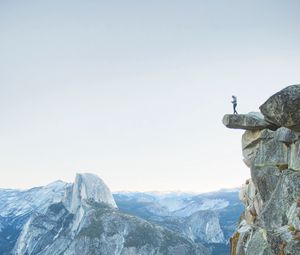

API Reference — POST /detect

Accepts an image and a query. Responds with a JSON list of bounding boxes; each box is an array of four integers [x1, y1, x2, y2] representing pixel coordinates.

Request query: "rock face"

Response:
[[12, 173, 210, 255], [260, 84, 300, 132], [64, 173, 117, 213], [224, 85, 300, 255]]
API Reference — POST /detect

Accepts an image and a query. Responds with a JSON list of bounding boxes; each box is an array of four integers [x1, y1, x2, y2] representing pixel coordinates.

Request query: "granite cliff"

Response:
[[223, 85, 300, 255]]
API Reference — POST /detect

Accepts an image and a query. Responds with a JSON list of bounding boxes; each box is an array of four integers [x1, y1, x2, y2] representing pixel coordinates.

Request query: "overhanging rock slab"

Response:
[[222, 113, 270, 130]]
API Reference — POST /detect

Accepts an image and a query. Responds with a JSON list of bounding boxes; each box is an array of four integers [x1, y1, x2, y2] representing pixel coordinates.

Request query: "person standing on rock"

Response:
[[231, 95, 238, 114]]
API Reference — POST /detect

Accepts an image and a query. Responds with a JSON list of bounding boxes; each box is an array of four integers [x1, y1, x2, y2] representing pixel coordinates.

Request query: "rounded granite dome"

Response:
[[68, 173, 117, 213]]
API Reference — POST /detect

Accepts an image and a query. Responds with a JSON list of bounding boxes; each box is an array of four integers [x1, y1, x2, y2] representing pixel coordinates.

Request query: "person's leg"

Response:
[[234, 104, 238, 114]]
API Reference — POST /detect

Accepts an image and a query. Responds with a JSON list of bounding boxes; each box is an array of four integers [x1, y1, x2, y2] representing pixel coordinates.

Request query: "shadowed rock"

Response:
[[260, 84, 300, 132], [222, 112, 270, 130]]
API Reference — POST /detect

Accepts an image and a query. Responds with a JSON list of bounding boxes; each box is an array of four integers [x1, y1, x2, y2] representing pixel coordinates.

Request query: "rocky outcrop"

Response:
[[64, 173, 117, 213], [222, 112, 271, 130], [260, 85, 300, 132], [13, 173, 210, 255], [224, 85, 300, 255]]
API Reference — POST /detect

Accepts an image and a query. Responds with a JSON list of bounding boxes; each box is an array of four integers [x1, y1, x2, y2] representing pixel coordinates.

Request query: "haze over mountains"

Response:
[[0, 173, 242, 255], [2, 85, 300, 255]]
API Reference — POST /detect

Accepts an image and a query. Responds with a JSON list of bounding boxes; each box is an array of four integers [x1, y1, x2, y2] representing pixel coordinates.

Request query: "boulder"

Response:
[[222, 112, 270, 130], [260, 85, 300, 132]]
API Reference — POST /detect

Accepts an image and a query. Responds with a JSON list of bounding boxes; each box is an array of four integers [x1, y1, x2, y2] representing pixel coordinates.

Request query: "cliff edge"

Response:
[[223, 85, 300, 255]]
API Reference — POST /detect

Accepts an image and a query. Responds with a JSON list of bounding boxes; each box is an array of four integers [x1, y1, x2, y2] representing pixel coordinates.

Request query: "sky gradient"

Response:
[[1, 0, 300, 192]]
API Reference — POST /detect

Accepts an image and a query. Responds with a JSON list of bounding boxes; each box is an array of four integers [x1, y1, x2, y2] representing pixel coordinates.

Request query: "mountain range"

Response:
[[114, 189, 243, 255], [0, 173, 242, 255]]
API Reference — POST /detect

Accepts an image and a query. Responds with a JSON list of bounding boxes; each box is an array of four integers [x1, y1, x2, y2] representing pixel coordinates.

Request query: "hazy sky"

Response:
[[1, 0, 300, 192]]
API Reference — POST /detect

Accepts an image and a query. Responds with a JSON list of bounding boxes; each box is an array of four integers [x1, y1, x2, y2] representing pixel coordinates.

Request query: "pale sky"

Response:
[[1, 0, 300, 192]]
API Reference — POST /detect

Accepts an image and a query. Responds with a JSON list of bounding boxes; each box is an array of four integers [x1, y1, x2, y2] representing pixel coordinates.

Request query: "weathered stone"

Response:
[[274, 127, 298, 144], [243, 159, 251, 168], [250, 166, 281, 203], [260, 85, 300, 132], [265, 232, 286, 255], [230, 232, 240, 255], [286, 240, 300, 255], [245, 229, 273, 255], [286, 203, 300, 230], [253, 138, 288, 167], [223, 113, 270, 130], [242, 130, 274, 150], [242, 130, 274, 165], [239, 179, 263, 223], [289, 140, 300, 171], [235, 221, 253, 255], [259, 170, 300, 229]]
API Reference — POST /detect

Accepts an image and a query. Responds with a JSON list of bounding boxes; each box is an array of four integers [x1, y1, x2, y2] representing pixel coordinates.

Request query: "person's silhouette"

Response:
[[231, 95, 238, 114]]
